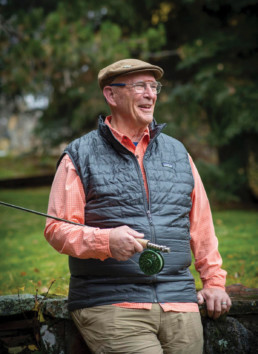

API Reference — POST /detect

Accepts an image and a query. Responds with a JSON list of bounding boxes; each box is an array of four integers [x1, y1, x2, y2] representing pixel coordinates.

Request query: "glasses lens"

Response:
[[154, 82, 162, 94], [134, 82, 145, 93], [149, 83, 158, 94], [132, 81, 162, 94]]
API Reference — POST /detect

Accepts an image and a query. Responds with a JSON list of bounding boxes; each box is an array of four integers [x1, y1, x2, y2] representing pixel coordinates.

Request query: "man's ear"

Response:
[[103, 86, 117, 106]]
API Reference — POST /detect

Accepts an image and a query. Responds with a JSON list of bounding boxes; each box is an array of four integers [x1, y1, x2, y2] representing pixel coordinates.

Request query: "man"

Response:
[[45, 58, 231, 353]]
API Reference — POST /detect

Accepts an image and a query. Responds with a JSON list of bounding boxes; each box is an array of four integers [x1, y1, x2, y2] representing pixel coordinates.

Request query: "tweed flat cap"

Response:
[[98, 59, 164, 89]]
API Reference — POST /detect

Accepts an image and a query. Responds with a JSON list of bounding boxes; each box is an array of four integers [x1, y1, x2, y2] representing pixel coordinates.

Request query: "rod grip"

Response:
[[136, 238, 149, 248]]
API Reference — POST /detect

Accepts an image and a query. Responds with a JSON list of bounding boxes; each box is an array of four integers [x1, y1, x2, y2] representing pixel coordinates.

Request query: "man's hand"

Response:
[[109, 226, 144, 261], [197, 288, 232, 319]]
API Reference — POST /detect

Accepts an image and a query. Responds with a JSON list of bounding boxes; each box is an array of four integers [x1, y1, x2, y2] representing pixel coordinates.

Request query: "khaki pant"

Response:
[[71, 304, 203, 354]]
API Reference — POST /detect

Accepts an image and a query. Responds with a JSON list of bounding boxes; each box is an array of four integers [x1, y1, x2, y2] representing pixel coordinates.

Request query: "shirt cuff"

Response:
[[93, 228, 112, 260], [202, 279, 226, 291]]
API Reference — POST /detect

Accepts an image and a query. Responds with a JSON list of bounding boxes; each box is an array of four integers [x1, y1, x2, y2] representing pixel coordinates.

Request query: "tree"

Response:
[[140, 0, 258, 203], [1, 0, 257, 203], [0, 0, 166, 145]]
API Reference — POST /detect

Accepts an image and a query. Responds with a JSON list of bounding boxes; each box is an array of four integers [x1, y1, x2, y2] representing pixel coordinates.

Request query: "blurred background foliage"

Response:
[[1, 0, 258, 205]]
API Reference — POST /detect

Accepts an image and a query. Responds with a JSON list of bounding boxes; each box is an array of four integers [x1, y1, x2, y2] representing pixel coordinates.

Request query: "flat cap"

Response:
[[98, 58, 164, 89]]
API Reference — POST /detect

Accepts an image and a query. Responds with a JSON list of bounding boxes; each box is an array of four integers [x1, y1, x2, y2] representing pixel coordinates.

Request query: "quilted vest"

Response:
[[61, 116, 197, 311]]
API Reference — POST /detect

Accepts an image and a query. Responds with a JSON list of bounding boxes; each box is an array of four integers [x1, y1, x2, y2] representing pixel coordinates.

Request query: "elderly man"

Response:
[[45, 59, 231, 353]]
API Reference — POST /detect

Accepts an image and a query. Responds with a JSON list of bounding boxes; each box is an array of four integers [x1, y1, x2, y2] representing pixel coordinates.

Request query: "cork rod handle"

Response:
[[136, 239, 149, 248]]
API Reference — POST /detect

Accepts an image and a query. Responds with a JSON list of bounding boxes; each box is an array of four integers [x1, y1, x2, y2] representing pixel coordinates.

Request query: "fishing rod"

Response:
[[0, 200, 85, 227], [0, 200, 170, 275]]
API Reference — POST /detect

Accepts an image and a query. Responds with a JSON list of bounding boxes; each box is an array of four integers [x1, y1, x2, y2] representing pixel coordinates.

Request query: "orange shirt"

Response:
[[45, 116, 227, 312]]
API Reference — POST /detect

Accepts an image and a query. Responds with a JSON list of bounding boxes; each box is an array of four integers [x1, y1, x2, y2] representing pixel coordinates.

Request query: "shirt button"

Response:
[[136, 155, 139, 159]]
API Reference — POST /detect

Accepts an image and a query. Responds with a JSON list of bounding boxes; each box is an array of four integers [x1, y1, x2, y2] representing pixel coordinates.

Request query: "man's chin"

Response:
[[142, 115, 154, 125], [138, 111, 153, 120]]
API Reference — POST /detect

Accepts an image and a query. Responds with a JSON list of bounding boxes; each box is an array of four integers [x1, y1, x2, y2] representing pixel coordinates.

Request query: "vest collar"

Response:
[[98, 115, 166, 150]]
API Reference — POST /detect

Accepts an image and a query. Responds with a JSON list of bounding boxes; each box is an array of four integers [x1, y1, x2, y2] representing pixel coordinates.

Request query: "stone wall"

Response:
[[0, 95, 50, 157], [0, 286, 257, 353]]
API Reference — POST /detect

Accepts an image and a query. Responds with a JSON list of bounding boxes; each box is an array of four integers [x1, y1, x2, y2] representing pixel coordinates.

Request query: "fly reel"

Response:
[[139, 249, 164, 275]]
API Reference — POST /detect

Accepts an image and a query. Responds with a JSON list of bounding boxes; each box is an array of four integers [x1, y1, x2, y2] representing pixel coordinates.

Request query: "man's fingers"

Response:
[[197, 288, 232, 319], [133, 239, 144, 253], [197, 292, 204, 304], [212, 298, 223, 319], [109, 226, 145, 260], [127, 229, 144, 238], [226, 297, 232, 312], [205, 299, 215, 318], [125, 227, 144, 253], [221, 297, 231, 314], [206, 302, 220, 319], [206, 297, 231, 319], [221, 303, 228, 316], [199, 291, 220, 319]]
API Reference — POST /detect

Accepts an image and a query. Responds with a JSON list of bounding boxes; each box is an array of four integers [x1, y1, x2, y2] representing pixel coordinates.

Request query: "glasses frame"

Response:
[[109, 81, 162, 94]]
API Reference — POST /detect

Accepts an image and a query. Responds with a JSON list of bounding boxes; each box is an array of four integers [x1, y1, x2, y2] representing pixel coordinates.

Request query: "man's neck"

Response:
[[109, 117, 148, 142]]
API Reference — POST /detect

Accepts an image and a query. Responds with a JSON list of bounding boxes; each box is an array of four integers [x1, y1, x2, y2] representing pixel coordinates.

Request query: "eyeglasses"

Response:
[[110, 81, 162, 94]]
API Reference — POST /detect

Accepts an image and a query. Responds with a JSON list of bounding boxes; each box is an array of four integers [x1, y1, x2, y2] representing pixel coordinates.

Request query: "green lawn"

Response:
[[0, 187, 70, 296], [190, 209, 258, 289], [0, 187, 257, 297], [0, 155, 56, 179]]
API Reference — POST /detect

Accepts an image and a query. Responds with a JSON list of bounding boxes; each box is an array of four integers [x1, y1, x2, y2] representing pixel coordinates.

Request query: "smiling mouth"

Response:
[[139, 104, 152, 110]]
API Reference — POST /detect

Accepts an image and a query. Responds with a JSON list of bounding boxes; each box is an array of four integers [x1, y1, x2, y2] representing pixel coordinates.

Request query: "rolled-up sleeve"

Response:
[[189, 155, 227, 290], [44, 154, 112, 261]]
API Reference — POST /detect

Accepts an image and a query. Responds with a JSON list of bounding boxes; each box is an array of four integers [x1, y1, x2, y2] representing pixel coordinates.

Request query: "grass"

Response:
[[0, 187, 257, 297], [0, 155, 57, 179], [0, 187, 70, 296], [190, 209, 258, 290]]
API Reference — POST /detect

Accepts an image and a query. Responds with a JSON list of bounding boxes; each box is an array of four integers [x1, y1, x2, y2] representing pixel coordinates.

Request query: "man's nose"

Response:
[[144, 84, 156, 98]]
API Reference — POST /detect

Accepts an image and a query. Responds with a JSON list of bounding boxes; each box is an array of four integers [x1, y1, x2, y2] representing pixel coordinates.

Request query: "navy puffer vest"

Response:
[[60, 116, 197, 311]]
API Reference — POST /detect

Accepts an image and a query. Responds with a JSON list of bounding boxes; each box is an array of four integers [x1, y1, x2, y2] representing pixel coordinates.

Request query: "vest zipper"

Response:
[[147, 210, 153, 225], [131, 156, 155, 238], [142, 130, 164, 245], [133, 156, 158, 301], [143, 155, 156, 244], [147, 209, 155, 242], [102, 119, 164, 242], [132, 157, 159, 298], [131, 156, 149, 208]]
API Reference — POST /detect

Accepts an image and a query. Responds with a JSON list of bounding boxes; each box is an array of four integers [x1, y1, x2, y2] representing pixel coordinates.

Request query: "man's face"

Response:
[[111, 72, 158, 129]]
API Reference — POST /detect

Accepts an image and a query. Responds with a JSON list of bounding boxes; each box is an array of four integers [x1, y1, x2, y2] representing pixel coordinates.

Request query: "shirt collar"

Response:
[[104, 115, 150, 149]]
